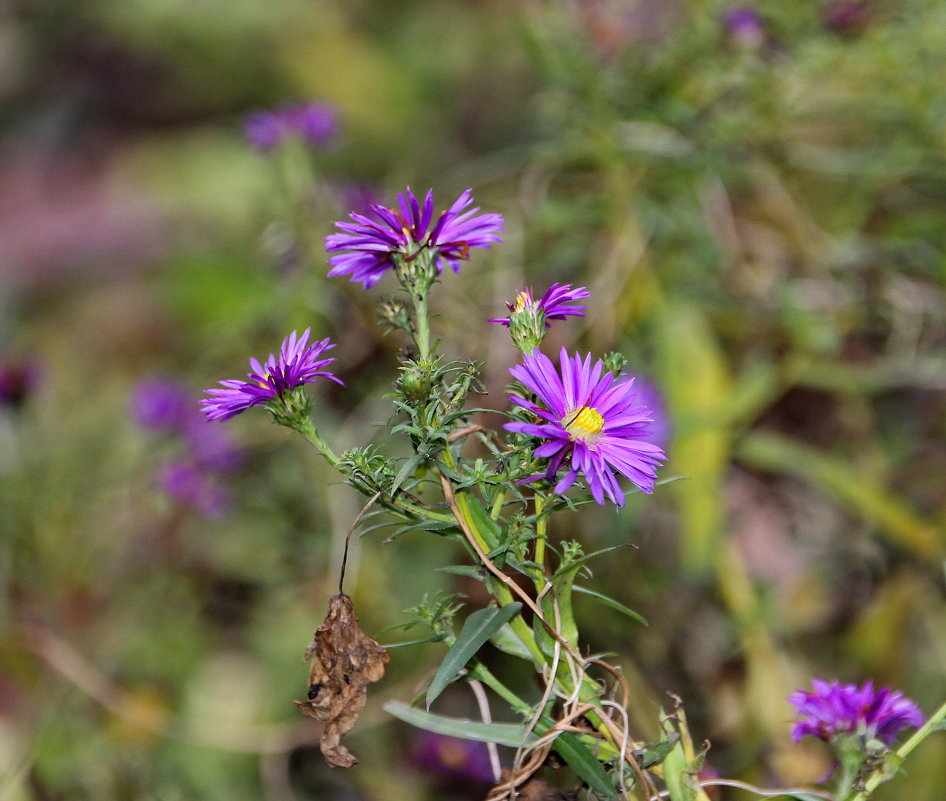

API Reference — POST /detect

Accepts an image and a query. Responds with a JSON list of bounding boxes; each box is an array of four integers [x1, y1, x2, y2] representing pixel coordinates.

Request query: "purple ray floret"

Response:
[[325, 187, 504, 288], [490, 282, 590, 327], [505, 348, 665, 506], [200, 329, 342, 421], [789, 679, 924, 745]]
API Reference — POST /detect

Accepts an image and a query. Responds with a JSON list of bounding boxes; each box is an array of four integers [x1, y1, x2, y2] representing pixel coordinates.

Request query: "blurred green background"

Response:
[[2, 0, 945, 799]]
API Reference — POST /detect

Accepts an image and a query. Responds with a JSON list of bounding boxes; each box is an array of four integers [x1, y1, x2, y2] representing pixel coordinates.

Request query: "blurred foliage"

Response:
[[1, 0, 945, 799]]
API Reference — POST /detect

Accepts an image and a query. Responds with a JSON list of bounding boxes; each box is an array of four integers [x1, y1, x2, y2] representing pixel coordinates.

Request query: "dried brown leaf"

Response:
[[293, 593, 389, 768]]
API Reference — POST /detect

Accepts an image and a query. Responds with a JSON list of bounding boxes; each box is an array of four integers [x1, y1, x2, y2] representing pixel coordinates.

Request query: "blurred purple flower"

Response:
[[341, 183, 383, 217], [411, 732, 494, 784], [130, 378, 192, 431], [490, 283, 590, 327], [325, 187, 504, 289], [244, 102, 338, 151], [506, 348, 665, 505], [159, 460, 229, 519], [823, 1, 870, 35], [244, 111, 288, 151], [289, 102, 338, 148], [722, 6, 765, 47], [630, 376, 671, 451], [0, 359, 40, 408], [200, 329, 342, 422], [789, 679, 923, 745], [183, 417, 243, 471]]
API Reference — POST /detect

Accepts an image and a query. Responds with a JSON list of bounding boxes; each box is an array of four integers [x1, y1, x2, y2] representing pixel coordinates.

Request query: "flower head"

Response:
[[244, 102, 338, 151], [491, 283, 590, 353], [490, 283, 590, 327], [630, 376, 671, 451], [325, 187, 504, 289], [411, 731, 494, 784], [789, 679, 924, 746], [0, 358, 40, 409], [200, 329, 342, 422], [131, 378, 193, 430], [505, 348, 665, 505], [159, 460, 229, 519], [244, 110, 286, 151], [288, 102, 338, 147], [823, 1, 870, 35], [722, 6, 765, 48]]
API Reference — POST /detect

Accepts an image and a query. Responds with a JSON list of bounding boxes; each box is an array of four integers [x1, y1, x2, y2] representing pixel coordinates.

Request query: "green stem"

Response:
[[847, 698, 946, 801], [292, 415, 340, 469], [489, 491, 506, 520], [411, 288, 432, 361], [532, 491, 548, 593], [467, 659, 533, 717], [293, 416, 454, 524]]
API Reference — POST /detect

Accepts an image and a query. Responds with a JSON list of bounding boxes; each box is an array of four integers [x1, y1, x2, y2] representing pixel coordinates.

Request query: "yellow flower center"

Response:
[[564, 406, 604, 442], [513, 289, 533, 313]]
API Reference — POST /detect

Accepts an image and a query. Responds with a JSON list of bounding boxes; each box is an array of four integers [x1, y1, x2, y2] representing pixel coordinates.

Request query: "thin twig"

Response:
[[447, 424, 486, 442], [339, 491, 381, 594], [438, 470, 584, 662], [468, 678, 502, 784]]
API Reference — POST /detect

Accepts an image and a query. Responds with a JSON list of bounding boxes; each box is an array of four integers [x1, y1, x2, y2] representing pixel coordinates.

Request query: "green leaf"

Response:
[[573, 586, 648, 626], [380, 634, 447, 649], [553, 732, 619, 798], [390, 453, 426, 495], [490, 622, 536, 663], [435, 565, 485, 580], [426, 603, 523, 708], [384, 701, 539, 747], [632, 734, 678, 768], [461, 492, 503, 550], [770, 794, 831, 801]]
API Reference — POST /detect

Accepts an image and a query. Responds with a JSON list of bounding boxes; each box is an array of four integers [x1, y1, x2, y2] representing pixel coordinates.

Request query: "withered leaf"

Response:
[[293, 593, 390, 768]]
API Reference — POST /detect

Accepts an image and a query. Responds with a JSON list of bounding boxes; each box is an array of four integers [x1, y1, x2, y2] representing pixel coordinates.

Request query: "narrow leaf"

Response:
[[435, 565, 485, 580], [384, 701, 539, 747], [390, 453, 425, 495], [573, 586, 648, 626], [380, 634, 447, 649], [426, 603, 522, 708], [772, 794, 832, 801], [553, 732, 619, 798]]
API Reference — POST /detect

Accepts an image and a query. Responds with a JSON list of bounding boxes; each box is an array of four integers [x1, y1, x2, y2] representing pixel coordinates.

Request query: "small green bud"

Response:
[[376, 296, 413, 334], [264, 387, 313, 429], [601, 351, 628, 376], [394, 248, 436, 294], [506, 289, 547, 354], [397, 358, 437, 401]]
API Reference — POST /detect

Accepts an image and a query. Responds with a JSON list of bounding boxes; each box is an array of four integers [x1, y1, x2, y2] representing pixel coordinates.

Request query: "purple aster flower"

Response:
[[789, 679, 924, 746], [200, 329, 342, 422], [288, 102, 338, 148], [325, 187, 504, 289], [0, 358, 40, 409], [244, 110, 288, 151], [411, 731, 494, 784], [159, 459, 229, 519], [130, 378, 193, 431], [823, 1, 870, 35], [244, 102, 339, 151], [630, 376, 671, 451], [183, 417, 243, 471], [722, 6, 765, 47], [490, 283, 590, 327], [340, 183, 382, 217], [505, 348, 665, 505]]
